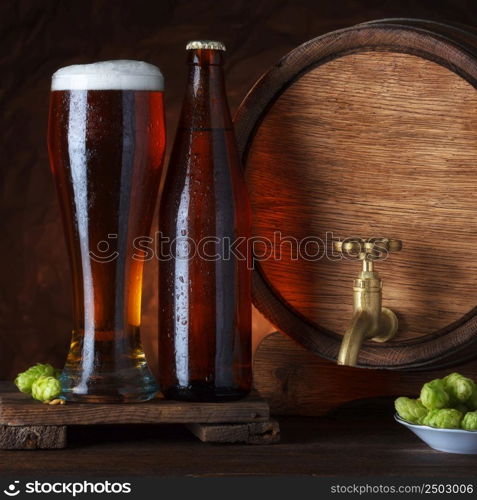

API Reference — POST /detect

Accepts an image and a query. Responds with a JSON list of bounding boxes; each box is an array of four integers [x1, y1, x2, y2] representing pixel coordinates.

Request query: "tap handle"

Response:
[[333, 237, 402, 261]]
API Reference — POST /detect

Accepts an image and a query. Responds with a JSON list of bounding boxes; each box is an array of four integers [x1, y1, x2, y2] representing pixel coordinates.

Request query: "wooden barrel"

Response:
[[234, 18, 477, 370]]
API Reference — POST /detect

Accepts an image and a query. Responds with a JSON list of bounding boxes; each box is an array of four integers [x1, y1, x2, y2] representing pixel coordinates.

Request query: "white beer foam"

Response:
[[51, 60, 164, 91]]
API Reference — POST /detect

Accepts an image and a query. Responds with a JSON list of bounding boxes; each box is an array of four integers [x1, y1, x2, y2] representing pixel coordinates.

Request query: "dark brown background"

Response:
[[1, 0, 476, 380]]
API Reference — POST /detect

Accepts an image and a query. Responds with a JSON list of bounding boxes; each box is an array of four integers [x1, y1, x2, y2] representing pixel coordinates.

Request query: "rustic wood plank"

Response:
[[0, 383, 269, 426], [253, 332, 477, 416], [0, 425, 66, 449], [187, 419, 280, 444], [235, 21, 477, 368], [0, 410, 476, 476]]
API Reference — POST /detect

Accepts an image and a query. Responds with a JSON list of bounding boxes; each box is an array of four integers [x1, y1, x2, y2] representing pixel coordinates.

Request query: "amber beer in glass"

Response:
[[48, 61, 165, 402], [159, 41, 252, 401]]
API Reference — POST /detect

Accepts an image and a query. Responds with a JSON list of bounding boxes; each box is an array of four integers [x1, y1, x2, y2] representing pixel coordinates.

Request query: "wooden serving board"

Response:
[[235, 18, 477, 369], [254, 332, 477, 416], [0, 383, 279, 449]]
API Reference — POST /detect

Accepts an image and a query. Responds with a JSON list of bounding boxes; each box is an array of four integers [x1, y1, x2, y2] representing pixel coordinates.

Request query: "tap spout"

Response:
[[334, 238, 401, 367], [337, 262, 398, 366], [337, 310, 377, 366]]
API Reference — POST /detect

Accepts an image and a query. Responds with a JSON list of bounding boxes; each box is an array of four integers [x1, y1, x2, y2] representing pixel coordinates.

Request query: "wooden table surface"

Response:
[[0, 398, 474, 477]]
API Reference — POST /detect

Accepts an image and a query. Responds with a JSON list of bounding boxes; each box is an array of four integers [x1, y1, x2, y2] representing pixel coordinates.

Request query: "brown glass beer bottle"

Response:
[[159, 41, 252, 401]]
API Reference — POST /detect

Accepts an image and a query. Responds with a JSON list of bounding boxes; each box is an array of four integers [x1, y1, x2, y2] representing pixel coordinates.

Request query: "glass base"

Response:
[[60, 364, 159, 403], [162, 382, 250, 402]]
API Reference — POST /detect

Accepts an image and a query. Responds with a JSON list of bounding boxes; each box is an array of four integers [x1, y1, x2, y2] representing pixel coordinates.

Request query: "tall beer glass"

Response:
[[48, 61, 165, 402]]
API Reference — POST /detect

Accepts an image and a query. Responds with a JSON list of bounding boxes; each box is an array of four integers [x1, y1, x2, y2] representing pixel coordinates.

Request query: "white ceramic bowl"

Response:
[[395, 414, 477, 454]]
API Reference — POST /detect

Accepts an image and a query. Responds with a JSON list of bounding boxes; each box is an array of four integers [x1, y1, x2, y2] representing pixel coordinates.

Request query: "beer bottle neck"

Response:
[[180, 49, 232, 130], [187, 48, 224, 66]]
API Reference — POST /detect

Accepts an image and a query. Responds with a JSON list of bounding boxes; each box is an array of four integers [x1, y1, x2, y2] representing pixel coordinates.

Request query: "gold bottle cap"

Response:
[[186, 40, 226, 51]]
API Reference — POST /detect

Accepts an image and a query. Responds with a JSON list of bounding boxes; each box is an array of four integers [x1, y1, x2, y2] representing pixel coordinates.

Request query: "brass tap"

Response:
[[334, 238, 402, 366]]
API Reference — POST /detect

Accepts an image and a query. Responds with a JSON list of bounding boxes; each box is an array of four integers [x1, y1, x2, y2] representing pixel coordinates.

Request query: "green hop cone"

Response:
[[420, 379, 450, 410], [466, 386, 477, 411], [422, 408, 463, 429], [31, 376, 61, 402], [421, 409, 436, 427], [461, 411, 477, 431], [14, 363, 56, 394], [443, 372, 475, 403], [395, 397, 428, 424]]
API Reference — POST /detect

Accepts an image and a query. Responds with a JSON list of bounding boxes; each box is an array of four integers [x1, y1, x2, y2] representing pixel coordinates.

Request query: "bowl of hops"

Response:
[[395, 372, 477, 454]]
